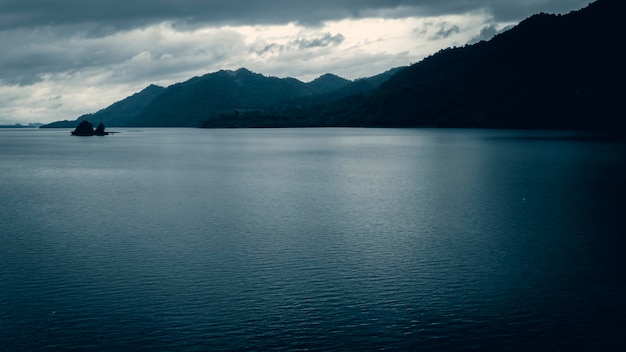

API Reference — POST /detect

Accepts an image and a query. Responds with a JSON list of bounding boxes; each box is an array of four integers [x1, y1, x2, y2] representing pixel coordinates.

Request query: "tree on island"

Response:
[[71, 120, 108, 136], [94, 122, 108, 136]]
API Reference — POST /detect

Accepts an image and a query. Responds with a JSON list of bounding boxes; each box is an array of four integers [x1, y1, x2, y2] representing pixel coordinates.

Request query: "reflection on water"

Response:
[[1, 128, 625, 351]]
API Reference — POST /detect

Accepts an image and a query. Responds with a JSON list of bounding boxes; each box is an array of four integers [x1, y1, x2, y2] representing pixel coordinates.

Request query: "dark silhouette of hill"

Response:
[[307, 74, 352, 94], [41, 67, 398, 128], [132, 68, 397, 127], [0, 123, 42, 128], [41, 84, 165, 128], [313, 67, 405, 101], [321, 0, 625, 129], [201, 67, 404, 127], [41, 0, 621, 130], [130, 68, 316, 127]]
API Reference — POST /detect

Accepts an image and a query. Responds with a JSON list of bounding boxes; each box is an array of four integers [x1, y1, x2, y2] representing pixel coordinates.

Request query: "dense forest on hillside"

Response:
[[294, 0, 625, 129], [212, 0, 624, 130], [42, 0, 624, 130], [42, 68, 400, 128]]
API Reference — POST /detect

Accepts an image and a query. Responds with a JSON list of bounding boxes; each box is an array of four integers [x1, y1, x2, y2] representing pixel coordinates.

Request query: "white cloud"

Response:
[[0, 0, 588, 123], [0, 0, 582, 124], [1, 12, 501, 123]]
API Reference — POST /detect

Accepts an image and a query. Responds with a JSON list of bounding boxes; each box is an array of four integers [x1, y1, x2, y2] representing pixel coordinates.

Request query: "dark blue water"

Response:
[[1, 128, 625, 351]]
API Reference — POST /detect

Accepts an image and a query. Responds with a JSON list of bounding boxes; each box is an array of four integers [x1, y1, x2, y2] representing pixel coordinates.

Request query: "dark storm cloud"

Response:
[[293, 33, 346, 49], [0, 0, 595, 123], [250, 33, 345, 58], [432, 24, 460, 40], [0, 0, 591, 30], [0, 0, 592, 86], [468, 24, 513, 44]]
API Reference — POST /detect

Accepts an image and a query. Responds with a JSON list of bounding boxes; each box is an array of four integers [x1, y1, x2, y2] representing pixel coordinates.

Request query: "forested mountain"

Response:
[[307, 74, 352, 94], [42, 68, 396, 128], [131, 68, 405, 127], [131, 68, 317, 126], [319, 0, 625, 129], [203, 0, 624, 129], [200, 67, 404, 127], [41, 0, 623, 130]]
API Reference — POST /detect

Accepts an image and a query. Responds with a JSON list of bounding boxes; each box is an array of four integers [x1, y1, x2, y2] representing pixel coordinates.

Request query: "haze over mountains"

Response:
[[42, 0, 625, 130]]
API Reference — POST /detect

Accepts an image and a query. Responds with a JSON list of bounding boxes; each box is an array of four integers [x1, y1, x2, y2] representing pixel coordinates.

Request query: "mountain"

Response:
[[42, 67, 396, 128], [202, 67, 404, 128], [307, 74, 352, 94], [200, 67, 405, 127], [322, 0, 625, 129], [42, 1, 621, 130], [0, 122, 43, 128], [41, 84, 165, 128], [129, 68, 316, 127], [203, 0, 624, 129], [132, 68, 399, 127]]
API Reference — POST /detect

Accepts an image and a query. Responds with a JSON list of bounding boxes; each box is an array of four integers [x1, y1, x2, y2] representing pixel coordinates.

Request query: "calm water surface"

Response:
[[1, 128, 625, 351]]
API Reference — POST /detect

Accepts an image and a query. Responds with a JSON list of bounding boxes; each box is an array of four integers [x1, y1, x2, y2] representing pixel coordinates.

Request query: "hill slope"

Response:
[[326, 0, 625, 129], [130, 68, 317, 127], [41, 1, 622, 130], [133, 68, 397, 127], [42, 67, 398, 128], [200, 67, 405, 127]]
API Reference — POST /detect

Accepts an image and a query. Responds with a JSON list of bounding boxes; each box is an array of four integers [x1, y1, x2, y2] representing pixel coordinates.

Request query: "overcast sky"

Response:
[[0, 0, 591, 124]]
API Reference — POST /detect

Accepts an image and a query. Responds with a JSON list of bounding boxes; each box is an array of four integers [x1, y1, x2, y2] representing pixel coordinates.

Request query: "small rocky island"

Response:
[[71, 121, 109, 136]]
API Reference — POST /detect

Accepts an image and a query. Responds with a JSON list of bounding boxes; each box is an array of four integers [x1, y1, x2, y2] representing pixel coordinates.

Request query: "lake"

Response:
[[1, 127, 625, 351]]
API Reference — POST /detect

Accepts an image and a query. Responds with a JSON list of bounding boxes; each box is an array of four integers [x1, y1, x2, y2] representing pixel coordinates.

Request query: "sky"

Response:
[[0, 0, 591, 124]]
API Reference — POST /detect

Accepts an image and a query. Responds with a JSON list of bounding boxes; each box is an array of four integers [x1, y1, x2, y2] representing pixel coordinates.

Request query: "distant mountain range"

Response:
[[0, 123, 43, 128], [42, 0, 625, 130], [42, 67, 401, 128]]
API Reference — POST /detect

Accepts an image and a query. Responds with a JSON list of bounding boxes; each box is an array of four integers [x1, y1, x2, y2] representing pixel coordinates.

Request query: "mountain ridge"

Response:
[[41, 0, 624, 131], [42, 68, 397, 128], [322, 0, 625, 129]]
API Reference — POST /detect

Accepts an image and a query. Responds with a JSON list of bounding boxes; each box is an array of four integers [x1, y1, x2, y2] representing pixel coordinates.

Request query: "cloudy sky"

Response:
[[0, 0, 590, 124]]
